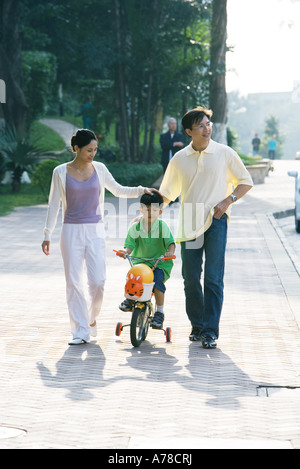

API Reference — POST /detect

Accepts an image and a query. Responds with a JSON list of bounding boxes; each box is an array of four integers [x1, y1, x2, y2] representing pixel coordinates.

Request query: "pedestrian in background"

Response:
[[252, 133, 261, 155], [160, 117, 185, 173], [268, 135, 277, 159]]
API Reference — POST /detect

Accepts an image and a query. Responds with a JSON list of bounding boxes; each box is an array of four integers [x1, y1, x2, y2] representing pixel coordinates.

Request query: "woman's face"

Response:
[[76, 139, 98, 163]]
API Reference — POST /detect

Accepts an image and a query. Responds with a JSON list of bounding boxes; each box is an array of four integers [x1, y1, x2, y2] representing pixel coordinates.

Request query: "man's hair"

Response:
[[140, 192, 163, 207], [181, 106, 213, 131]]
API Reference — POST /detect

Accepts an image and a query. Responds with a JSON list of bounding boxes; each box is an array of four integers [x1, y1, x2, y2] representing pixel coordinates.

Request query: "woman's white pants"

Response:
[[60, 223, 106, 342]]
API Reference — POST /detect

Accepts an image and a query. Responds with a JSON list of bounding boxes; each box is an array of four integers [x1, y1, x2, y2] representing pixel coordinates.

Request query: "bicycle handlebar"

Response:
[[113, 249, 176, 261]]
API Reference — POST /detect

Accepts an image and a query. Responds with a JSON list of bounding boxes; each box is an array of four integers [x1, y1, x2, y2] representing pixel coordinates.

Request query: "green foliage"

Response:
[[0, 125, 44, 192], [22, 50, 58, 123], [20, 0, 212, 160], [31, 159, 61, 200], [29, 121, 66, 152], [105, 163, 163, 189], [260, 115, 284, 159], [239, 154, 262, 166], [0, 151, 6, 184], [0, 184, 46, 217]]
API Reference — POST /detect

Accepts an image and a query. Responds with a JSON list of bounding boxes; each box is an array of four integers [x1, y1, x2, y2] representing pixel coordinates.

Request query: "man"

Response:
[[159, 107, 253, 349], [160, 117, 185, 172], [252, 133, 261, 155]]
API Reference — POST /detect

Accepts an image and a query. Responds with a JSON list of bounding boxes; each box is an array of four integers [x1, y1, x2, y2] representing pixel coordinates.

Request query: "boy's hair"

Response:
[[182, 106, 213, 131], [140, 192, 163, 207]]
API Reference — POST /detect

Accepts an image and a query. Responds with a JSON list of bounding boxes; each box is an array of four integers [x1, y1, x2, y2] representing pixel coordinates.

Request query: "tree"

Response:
[[0, 0, 28, 135], [261, 114, 284, 159], [209, 0, 228, 144], [17, 0, 212, 162]]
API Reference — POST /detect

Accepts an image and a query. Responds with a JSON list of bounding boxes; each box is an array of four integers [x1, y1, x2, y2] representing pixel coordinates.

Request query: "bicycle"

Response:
[[113, 250, 176, 347]]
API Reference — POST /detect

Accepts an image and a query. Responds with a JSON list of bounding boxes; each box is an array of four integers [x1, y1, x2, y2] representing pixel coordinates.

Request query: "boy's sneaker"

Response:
[[151, 311, 164, 329], [119, 299, 135, 312]]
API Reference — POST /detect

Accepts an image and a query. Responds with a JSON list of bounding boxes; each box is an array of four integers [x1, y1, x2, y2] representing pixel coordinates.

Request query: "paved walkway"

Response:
[[39, 118, 78, 147], [1, 149, 300, 448]]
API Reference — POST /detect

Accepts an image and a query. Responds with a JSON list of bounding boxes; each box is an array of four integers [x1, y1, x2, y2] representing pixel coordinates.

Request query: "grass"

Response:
[[29, 120, 66, 152], [0, 119, 63, 217], [0, 183, 47, 217]]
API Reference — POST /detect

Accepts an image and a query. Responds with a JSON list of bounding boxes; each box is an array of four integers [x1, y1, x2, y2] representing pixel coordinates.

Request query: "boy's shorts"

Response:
[[153, 268, 166, 293]]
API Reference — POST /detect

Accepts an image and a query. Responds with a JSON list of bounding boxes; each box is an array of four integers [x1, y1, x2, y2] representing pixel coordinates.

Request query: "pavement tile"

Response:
[[0, 160, 300, 449]]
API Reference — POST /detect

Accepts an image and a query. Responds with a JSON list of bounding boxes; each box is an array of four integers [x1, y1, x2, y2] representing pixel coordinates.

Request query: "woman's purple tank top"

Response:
[[64, 170, 102, 224]]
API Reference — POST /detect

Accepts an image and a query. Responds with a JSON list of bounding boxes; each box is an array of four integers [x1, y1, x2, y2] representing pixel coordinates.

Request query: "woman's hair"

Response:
[[181, 106, 213, 131], [71, 129, 98, 151]]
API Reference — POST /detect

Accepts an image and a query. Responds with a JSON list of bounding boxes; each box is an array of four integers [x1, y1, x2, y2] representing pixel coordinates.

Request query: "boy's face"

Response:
[[140, 204, 162, 224]]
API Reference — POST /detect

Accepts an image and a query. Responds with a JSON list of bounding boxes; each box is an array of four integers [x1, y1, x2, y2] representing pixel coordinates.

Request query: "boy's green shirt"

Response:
[[124, 218, 175, 281]]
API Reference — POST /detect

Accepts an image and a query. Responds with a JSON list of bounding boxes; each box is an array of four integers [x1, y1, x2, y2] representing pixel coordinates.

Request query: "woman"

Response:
[[42, 129, 154, 345]]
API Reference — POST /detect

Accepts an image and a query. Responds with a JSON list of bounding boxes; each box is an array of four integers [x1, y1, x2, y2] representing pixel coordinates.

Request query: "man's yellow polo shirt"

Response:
[[159, 139, 253, 242]]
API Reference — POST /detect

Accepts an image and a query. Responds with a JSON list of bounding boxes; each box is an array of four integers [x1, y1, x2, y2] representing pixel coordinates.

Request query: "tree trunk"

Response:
[[209, 0, 228, 145], [142, 0, 159, 163], [0, 0, 28, 136], [114, 0, 131, 161]]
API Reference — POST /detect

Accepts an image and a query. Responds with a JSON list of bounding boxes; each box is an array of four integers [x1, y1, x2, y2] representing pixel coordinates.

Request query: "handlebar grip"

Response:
[[161, 255, 176, 260], [113, 249, 125, 257]]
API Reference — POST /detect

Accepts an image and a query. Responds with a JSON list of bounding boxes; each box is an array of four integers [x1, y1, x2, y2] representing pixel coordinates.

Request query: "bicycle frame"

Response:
[[113, 250, 175, 346]]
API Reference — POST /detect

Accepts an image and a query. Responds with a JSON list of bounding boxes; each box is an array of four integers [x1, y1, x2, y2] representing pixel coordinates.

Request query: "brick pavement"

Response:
[[0, 161, 300, 449]]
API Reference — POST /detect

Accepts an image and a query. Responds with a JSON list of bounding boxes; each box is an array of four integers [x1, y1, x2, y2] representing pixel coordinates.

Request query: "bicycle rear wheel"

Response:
[[130, 306, 147, 347]]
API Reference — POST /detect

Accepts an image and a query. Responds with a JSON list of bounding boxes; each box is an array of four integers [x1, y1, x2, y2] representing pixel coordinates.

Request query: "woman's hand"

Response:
[[42, 241, 50, 256], [144, 188, 163, 197]]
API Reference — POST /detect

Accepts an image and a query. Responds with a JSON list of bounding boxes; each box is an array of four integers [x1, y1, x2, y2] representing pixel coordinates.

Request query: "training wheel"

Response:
[[115, 322, 123, 337], [165, 327, 172, 342]]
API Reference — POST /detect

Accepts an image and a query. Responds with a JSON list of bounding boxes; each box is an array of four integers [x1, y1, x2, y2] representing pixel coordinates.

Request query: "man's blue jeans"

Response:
[[181, 214, 228, 339]]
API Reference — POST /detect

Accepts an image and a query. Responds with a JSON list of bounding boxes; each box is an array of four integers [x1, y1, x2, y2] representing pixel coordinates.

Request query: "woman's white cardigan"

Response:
[[43, 162, 145, 241]]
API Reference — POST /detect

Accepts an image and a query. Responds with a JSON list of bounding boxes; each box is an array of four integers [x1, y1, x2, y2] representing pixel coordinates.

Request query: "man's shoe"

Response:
[[201, 335, 217, 349], [151, 312, 164, 329], [189, 327, 202, 341], [119, 299, 135, 311]]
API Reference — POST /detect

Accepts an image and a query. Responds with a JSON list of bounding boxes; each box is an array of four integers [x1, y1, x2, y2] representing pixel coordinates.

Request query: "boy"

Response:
[[118, 192, 175, 329]]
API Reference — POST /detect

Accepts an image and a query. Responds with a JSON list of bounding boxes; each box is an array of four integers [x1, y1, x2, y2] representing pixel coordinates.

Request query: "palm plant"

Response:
[[0, 125, 43, 192]]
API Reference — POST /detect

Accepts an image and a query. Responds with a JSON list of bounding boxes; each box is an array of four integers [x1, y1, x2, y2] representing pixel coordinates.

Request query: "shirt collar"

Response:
[[140, 217, 159, 235], [186, 139, 216, 156]]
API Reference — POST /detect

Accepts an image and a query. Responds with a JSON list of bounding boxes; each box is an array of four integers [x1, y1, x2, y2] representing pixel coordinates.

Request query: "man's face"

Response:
[[168, 119, 177, 133], [185, 115, 212, 149]]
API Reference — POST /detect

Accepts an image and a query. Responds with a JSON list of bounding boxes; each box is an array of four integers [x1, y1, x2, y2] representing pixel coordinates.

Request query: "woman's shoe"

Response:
[[68, 337, 87, 345]]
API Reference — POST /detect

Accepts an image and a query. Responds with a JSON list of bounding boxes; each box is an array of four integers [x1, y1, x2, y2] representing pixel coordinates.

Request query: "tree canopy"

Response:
[[1, 0, 230, 160]]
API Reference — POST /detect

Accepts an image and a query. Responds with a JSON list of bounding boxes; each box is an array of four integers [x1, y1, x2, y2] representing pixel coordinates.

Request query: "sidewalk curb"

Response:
[[256, 210, 300, 332]]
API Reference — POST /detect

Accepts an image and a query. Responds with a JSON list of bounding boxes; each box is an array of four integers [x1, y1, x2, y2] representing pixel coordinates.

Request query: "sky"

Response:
[[226, 0, 300, 96]]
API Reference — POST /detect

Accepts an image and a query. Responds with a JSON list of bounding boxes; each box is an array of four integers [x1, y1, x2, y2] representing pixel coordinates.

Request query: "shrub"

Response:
[[239, 154, 262, 166], [31, 159, 60, 200]]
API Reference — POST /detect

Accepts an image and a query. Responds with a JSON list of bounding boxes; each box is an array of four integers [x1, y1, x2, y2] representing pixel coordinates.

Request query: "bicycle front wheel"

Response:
[[130, 307, 147, 347]]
